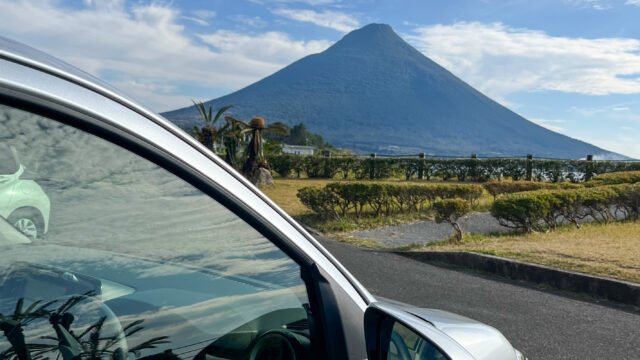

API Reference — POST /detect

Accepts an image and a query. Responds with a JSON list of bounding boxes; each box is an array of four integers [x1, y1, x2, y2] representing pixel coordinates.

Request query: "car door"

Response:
[[0, 55, 373, 359], [0, 43, 497, 360]]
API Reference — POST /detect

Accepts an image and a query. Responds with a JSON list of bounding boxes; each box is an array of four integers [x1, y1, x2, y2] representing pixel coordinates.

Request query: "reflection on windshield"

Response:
[[0, 105, 313, 358], [0, 292, 169, 360], [0, 146, 50, 240]]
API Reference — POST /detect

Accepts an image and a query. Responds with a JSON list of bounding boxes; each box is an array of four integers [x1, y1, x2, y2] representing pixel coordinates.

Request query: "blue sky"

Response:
[[1, 0, 640, 158]]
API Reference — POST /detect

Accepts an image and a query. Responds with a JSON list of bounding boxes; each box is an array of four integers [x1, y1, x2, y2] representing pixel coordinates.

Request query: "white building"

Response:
[[282, 144, 315, 156]]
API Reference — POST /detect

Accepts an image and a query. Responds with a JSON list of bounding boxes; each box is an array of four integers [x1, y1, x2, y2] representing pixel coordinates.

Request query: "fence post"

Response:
[[526, 154, 533, 181], [585, 154, 594, 181], [370, 153, 376, 179], [470, 154, 478, 180], [418, 152, 426, 179]]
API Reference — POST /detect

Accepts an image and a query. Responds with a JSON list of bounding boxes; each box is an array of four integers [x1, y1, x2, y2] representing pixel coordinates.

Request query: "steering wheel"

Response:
[[7, 293, 128, 360], [389, 331, 412, 360]]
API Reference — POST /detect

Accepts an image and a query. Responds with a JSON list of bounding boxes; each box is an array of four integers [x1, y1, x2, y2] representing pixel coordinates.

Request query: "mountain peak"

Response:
[[357, 23, 394, 33], [162, 24, 623, 159], [327, 23, 409, 54]]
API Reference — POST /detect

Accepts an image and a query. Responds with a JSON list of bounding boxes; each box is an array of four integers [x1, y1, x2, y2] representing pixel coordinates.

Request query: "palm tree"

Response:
[[219, 116, 246, 168], [191, 100, 232, 152], [224, 116, 288, 179]]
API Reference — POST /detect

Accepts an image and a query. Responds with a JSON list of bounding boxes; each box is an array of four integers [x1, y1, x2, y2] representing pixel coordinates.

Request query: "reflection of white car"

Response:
[[0, 146, 50, 238]]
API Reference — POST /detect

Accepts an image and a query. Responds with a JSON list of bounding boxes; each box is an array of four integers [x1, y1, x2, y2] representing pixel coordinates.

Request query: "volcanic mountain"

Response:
[[162, 23, 623, 159]]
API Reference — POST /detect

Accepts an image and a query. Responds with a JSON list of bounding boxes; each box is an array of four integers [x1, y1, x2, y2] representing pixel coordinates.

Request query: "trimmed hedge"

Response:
[[483, 181, 582, 199], [490, 183, 640, 232], [297, 182, 483, 219], [585, 171, 640, 187], [268, 154, 640, 182]]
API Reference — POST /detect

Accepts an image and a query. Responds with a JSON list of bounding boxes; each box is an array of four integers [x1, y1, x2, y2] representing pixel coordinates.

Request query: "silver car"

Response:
[[0, 37, 525, 360]]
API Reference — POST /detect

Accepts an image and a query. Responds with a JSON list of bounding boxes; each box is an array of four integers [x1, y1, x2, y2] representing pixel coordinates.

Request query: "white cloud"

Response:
[[625, 0, 640, 6], [406, 22, 640, 101], [565, 0, 611, 10], [181, 16, 209, 26], [0, 0, 330, 111], [568, 103, 640, 117], [529, 118, 566, 133], [192, 9, 217, 19], [199, 30, 331, 66], [272, 8, 359, 32], [229, 14, 268, 28], [584, 139, 640, 158]]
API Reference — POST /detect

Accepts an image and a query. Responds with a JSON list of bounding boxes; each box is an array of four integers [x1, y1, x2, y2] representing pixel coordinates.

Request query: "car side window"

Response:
[[0, 104, 315, 359]]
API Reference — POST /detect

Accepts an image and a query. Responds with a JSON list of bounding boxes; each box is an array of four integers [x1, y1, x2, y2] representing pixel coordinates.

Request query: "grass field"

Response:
[[422, 222, 640, 283]]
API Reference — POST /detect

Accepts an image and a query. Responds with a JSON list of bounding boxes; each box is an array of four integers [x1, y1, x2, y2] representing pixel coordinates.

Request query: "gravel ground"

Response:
[[351, 206, 627, 247], [352, 212, 511, 247]]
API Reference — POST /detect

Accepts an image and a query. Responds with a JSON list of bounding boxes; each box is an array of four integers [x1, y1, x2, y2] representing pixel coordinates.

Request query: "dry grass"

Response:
[[423, 222, 640, 283], [261, 178, 335, 216]]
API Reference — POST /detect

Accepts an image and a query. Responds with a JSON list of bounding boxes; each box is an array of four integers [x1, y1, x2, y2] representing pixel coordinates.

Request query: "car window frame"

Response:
[[0, 89, 343, 360]]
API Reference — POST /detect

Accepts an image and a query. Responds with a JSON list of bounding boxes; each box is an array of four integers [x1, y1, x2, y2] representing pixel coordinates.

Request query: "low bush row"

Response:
[[490, 184, 640, 233], [585, 171, 640, 187], [268, 154, 640, 182], [482, 181, 582, 199], [297, 182, 483, 219]]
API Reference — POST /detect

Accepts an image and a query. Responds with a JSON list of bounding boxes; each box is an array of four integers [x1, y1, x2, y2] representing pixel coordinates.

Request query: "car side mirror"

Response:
[[364, 302, 475, 360]]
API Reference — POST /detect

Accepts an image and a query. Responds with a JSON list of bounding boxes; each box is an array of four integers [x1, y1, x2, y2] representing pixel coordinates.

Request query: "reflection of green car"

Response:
[[0, 146, 50, 238]]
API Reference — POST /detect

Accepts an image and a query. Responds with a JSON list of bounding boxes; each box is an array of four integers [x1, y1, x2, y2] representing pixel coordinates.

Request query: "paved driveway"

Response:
[[318, 237, 640, 360]]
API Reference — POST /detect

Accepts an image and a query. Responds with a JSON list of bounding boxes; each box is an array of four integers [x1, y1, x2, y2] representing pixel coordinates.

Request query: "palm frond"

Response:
[[266, 123, 289, 135], [225, 116, 250, 127], [214, 105, 233, 124], [192, 100, 212, 126]]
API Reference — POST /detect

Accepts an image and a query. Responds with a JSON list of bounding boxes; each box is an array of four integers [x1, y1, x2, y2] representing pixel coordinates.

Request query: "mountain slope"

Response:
[[163, 23, 623, 159]]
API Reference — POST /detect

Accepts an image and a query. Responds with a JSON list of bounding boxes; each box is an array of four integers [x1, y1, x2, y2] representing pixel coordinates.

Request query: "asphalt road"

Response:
[[317, 237, 640, 360]]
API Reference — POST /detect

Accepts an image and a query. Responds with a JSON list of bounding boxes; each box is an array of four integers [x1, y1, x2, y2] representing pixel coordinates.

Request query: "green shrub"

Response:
[[296, 187, 339, 220], [490, 183, 640, 232], [269, 154, 298, 177], [611, 183, 640, 220], [483, 181, 581, 200], [301, 157, 323, 178], [297, 182, 483, 219], [433, 199, 471, 240], [585, 171, 640, 187], [490, 191, 558, 233], [575, 186, 617, 223], [439, 184, 484, 205]]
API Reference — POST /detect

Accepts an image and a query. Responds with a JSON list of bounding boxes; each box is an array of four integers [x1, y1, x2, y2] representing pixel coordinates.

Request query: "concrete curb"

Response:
[[394, 251, 640, 307]]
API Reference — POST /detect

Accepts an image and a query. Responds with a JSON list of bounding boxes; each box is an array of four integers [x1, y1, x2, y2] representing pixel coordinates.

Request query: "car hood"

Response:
[[377, 297, 518, 360]]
